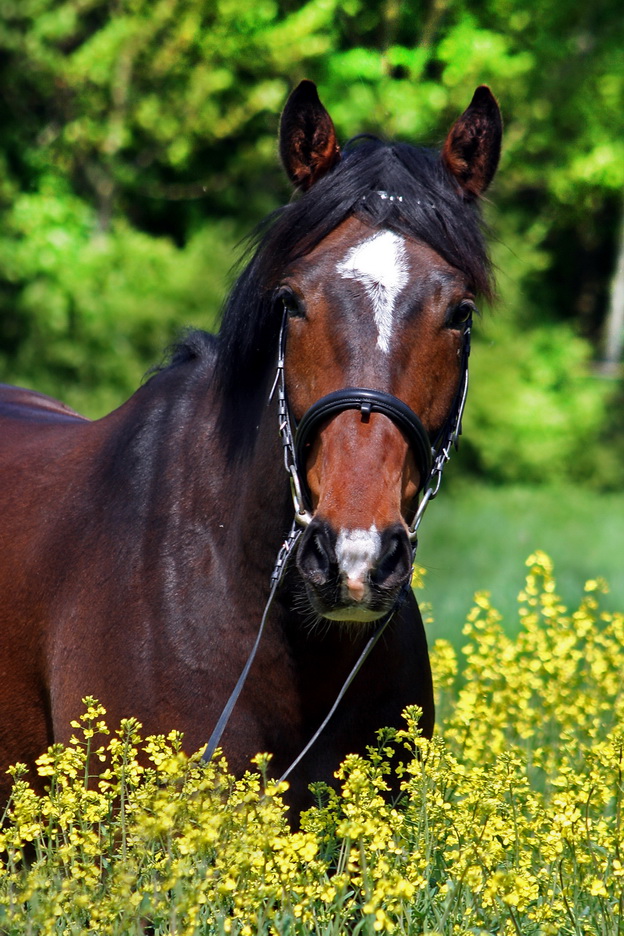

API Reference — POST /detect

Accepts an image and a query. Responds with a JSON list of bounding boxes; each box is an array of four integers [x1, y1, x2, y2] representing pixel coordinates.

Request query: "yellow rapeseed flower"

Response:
[[1, 555, 624, 934]]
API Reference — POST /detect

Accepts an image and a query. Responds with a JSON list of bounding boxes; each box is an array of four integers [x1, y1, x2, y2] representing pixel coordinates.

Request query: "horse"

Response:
[[0, 81, 501, 815]]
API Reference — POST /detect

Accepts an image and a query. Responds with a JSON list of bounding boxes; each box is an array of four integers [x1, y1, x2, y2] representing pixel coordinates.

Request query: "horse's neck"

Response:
[[101, 363, 290, 568], [151, 363, 295, 585], [227, 390, 295, 578]]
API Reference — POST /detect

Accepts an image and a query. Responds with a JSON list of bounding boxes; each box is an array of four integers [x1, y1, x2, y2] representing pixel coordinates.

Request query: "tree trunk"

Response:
[[600, 198, 624, 374]]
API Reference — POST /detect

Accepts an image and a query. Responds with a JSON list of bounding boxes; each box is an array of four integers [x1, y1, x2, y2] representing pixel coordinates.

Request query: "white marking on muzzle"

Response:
[[335, 526, 381, 602], [337, 230, 409, 353]]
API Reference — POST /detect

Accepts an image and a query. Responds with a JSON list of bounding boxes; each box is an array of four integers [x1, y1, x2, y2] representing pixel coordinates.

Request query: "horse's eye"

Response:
[[447, 300, 475, 329], [277, 287, 305, 319]]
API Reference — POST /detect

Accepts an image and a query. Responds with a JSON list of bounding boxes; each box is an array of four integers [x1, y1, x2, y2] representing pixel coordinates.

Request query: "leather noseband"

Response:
[[294, 387, 433, 513]]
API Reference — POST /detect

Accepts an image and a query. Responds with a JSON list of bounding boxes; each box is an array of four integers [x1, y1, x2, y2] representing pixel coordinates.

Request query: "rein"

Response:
[[202, 292, 472, 776]]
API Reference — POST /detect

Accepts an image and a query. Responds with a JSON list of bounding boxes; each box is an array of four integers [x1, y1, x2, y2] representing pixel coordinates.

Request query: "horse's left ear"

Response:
[[441, 86, 502, 198], [280, 80, 341, 191]]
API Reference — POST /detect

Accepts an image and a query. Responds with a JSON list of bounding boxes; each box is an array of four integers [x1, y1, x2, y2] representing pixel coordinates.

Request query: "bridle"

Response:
[[202, 254, 473, 778], [272, 304, 471, 545]]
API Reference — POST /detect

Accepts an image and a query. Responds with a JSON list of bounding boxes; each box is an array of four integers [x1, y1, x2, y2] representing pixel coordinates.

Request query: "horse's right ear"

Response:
[[279, 80, 341, 191]]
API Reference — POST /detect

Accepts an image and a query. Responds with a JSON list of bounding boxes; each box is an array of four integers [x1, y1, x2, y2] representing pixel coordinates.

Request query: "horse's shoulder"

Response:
[[0, 384, 90, 425]]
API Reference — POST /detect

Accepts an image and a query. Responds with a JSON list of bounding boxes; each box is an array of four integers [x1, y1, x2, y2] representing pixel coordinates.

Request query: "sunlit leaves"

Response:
[[0, 0, 623, 470]]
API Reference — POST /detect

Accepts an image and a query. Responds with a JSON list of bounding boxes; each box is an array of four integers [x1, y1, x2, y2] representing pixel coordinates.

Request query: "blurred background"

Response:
[[0, 0, 622, 640]]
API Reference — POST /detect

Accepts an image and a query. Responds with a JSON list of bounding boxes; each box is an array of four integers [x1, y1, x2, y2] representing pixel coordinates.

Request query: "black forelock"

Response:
[[215, 136, 494, 404]]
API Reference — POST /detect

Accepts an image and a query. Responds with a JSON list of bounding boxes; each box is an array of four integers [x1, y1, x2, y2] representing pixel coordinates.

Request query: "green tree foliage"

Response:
[[0, 0, 622, 480], [0, 0, 352, 412]]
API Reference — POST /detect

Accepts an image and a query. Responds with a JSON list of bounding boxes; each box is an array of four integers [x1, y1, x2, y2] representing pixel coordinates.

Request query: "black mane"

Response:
[[216, 136, 494, 405]]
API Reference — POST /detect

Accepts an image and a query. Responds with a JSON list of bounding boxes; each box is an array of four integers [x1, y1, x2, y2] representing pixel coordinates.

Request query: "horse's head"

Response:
[[275, 81, 501, 623]]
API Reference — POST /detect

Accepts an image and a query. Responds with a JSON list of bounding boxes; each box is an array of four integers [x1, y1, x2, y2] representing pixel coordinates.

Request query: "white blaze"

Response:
[[337, 230, 409, 353]]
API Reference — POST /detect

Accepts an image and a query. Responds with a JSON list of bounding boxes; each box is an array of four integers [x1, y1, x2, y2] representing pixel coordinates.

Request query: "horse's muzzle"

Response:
[[296, 517, 413, 622]]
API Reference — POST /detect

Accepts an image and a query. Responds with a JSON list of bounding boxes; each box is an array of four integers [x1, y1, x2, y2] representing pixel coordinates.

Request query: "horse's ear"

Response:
[[441, 86, 502, 198], [280, 80, 341, 191]]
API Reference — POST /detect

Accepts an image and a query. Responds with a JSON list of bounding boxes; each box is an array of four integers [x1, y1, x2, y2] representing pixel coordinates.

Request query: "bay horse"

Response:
[[0, 81, 501, 815]]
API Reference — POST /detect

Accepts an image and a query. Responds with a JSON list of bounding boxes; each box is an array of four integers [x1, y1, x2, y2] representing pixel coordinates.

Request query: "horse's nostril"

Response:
[[372, 528, 412, 587], [297, 520, 336, 585], [313, 532, 329, 564]]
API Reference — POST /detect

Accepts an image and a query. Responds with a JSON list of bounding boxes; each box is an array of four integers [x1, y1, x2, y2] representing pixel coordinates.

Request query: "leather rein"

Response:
[[202, 303, 472, 780]]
